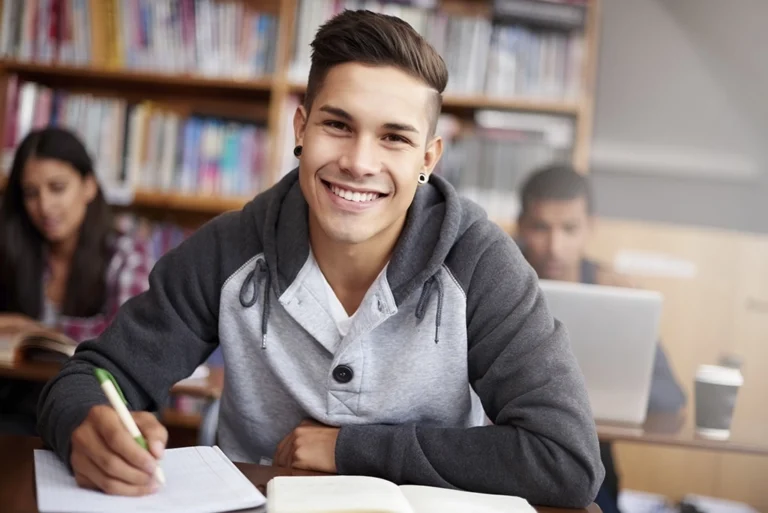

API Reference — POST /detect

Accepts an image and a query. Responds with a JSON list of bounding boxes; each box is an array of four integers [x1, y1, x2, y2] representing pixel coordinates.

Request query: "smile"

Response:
[[322, 181, 386, 203]]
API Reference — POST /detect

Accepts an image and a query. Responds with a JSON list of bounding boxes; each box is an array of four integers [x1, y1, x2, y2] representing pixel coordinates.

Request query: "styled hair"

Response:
[[305, 9, 449, 136], [0, 127, 114, 319], [519, 162, 594, 217]]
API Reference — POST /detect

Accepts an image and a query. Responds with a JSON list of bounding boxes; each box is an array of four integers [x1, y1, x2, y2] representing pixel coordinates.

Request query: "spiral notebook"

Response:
[[34, 446, 266, 513]]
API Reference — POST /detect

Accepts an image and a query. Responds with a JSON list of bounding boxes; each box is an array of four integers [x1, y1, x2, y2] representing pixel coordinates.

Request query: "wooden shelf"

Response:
[[442, 95, 581, 115], [0, 176, 250, 215], [287, 81, 581, 115], [0, 60, 274, 97], [161, 408, 202, 430], [131, 190, 252, 214]]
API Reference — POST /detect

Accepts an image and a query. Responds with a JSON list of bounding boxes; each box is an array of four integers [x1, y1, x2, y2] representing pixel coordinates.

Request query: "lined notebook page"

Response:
[[35, 446, 266, 513]]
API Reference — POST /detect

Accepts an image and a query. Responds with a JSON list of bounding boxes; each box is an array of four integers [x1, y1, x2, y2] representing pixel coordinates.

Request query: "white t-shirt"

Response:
[[321, 273, 355, 337], [307, 250, 387, 338]]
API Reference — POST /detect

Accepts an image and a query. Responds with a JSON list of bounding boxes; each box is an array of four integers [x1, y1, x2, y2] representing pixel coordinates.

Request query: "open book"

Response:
[[267, 475, 537, 513], [0, 327, 77, 364]]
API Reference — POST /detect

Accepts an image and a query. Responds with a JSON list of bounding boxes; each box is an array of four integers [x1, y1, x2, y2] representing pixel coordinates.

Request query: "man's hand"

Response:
[[70, 405, 168, 496], [273, 419, 339, 473]]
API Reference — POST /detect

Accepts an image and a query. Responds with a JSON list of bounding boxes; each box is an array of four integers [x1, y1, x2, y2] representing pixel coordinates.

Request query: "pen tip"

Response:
[[155, 467, 166, 486]]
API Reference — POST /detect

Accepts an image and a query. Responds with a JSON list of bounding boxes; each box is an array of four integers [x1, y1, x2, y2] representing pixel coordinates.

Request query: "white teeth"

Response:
[[330, 185, 380, 203]]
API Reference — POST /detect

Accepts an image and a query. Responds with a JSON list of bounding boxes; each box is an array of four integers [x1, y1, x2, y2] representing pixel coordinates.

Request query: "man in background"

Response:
[[515, 163, 687, 513]]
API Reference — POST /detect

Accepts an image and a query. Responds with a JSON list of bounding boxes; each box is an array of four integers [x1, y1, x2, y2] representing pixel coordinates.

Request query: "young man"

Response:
[[37, 11, 604, 507], [516, 163, 687, 513]]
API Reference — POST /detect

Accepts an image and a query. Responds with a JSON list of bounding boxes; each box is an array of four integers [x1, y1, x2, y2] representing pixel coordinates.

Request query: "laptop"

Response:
[[538, 279, 663, 425]]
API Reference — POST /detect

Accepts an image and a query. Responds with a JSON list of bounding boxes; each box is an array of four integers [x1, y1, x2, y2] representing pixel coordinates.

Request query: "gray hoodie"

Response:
[[37, 169, 604, 507]]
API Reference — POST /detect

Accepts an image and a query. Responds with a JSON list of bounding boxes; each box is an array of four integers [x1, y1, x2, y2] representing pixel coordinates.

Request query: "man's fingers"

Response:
[[89, 406, 157, 480], [273, 431, 296, 468], [85, 429, 157, 487], [133, 412, 168, 459], [74, 471, 99, 491], [74, 448, 158, 496]]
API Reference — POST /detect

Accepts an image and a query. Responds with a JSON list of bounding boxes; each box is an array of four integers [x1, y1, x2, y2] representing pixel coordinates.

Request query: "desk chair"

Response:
[[198, 397, 220, 446]]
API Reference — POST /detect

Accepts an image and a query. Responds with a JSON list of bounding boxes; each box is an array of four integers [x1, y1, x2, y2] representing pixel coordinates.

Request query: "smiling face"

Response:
[[294, 62, 443, 251], [21, 157, 97, 245]]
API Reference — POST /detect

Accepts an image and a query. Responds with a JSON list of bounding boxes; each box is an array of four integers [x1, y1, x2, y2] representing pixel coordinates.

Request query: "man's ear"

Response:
[[422, 135, 444, 179], [293, 105, 308, 147]]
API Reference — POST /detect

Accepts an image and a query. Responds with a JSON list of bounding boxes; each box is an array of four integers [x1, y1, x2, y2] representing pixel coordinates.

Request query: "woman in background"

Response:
[[0, 127, 153, 434]]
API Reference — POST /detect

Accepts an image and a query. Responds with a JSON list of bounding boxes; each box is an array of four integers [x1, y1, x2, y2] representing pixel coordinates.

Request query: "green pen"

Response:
[[94, 368, 166, 485]]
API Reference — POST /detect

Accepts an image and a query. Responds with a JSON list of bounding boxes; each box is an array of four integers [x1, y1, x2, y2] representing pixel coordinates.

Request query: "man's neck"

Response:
[[309, 215, 403, 316]]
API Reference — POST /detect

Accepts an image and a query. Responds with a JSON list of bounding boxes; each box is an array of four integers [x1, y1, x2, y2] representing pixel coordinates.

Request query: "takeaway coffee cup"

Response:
[[694, 364, 744, 440]]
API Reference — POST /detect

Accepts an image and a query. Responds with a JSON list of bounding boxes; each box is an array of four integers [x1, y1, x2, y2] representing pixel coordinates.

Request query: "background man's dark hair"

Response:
[[519, 162, 594, 217], [305, 9, 448, 137]]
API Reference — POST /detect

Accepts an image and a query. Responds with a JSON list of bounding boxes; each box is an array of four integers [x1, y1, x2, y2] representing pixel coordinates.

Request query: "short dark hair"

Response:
[[305, 9, 448, 137], [519, 162, 593, 217]]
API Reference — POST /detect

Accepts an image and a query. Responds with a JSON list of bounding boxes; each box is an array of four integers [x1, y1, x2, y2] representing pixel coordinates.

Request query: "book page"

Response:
[[35, 446, 266, 513], [267, 475, 413, 513], [0, 333, 17, 363], [399, 485, 537, 513]]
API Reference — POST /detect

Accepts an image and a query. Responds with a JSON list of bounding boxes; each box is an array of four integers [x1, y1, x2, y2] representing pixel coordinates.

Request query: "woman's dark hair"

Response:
[[0, 127, 114, 319]]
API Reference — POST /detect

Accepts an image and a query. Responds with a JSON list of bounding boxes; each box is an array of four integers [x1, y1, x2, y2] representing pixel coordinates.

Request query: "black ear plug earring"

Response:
[[293, 145, 303, 157], [418, 173, 428, 184]]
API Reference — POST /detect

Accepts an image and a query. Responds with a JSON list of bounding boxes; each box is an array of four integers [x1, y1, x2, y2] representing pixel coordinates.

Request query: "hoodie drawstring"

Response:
[[415, 274, 444, 344], [239, 258, 271, 349]]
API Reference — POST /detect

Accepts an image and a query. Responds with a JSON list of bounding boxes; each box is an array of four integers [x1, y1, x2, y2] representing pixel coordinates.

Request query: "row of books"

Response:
[[0, 0, 279, 78], [290, 0, 584, 100], [435, 110, 575, 221], [3, 77, 269, 199], [115, 213, 195, 261]]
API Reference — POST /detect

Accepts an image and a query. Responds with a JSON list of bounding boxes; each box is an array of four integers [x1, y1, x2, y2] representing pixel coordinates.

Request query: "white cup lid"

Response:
[[696, 364, 744, 387]]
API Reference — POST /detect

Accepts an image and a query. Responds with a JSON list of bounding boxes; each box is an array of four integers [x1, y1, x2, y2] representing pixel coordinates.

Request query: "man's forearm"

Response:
[[335, 423, 603, 508]]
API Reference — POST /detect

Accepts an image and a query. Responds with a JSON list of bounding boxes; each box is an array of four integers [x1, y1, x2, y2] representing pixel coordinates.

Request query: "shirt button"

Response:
[[332, 365, 354, 384]]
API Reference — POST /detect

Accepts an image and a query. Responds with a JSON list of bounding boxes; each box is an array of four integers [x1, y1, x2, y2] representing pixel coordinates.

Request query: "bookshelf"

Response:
[[0, 0, 602, 227], [0, 0, 601, 430]]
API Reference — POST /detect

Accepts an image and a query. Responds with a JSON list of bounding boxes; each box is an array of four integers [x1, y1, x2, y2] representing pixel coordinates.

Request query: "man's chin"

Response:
[[320, 222, 377, 246]]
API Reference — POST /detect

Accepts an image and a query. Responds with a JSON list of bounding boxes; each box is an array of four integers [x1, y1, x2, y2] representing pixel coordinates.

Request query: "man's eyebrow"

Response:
[[382, 122, 419, 134], [319, 105, 353, 121], [318, 105, 420, 134]]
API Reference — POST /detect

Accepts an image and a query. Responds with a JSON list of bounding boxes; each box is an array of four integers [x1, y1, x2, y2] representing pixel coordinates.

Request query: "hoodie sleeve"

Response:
[[335, 233, 604, 508], [36, 212, 244, 466]]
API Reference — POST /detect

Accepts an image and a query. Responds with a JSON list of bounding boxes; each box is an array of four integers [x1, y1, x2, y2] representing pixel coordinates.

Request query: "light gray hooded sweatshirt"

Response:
[[38, 169, 604, 507]]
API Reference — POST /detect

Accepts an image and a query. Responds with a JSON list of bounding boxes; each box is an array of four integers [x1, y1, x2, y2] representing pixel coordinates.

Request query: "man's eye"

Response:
[[324, 120, 348, 131], [384, 134, 410, 144]]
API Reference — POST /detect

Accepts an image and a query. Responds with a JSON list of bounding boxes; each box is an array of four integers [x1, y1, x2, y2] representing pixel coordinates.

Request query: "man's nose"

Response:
[[339, 136, 381, 178]]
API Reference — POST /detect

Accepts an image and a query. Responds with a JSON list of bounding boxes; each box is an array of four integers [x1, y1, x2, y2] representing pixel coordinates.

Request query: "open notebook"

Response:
[[34, 446, 266, 513], [266, 475, 537, 513]]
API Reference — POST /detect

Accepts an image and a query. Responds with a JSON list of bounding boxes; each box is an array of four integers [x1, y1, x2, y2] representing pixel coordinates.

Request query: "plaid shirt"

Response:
[[54, 233, 154, 343]]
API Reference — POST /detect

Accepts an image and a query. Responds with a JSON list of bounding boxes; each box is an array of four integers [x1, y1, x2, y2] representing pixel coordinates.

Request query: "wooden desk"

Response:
[[596, 412, 768, 456], [0, 435, 600, 513]]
